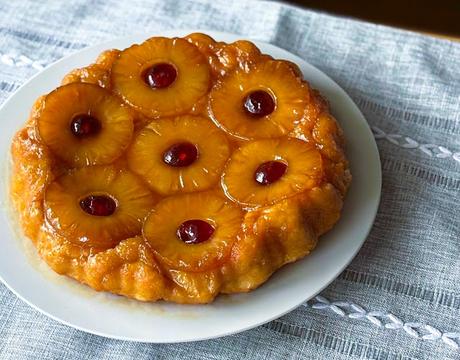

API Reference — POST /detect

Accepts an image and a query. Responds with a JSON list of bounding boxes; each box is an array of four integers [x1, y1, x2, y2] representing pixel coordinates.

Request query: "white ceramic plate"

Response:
[[0, 30, 381, 343]]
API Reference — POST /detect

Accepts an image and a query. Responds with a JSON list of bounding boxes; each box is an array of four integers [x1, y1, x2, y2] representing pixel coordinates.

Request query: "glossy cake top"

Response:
[[10, 33, 351, 303]]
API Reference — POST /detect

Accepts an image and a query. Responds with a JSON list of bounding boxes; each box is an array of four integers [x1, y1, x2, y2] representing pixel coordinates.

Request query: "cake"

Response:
[[10, 33, 351, 304]]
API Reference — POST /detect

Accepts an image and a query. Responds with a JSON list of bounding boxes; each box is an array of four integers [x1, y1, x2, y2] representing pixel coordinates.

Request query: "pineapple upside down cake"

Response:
[[10, 33, 351, 304]]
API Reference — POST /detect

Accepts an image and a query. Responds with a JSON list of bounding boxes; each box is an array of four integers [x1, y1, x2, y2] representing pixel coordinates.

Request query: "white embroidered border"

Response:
[[1, 57, 459, 164], [306, 295, 460, 350], [372, 126, 460, 163], [0, 52, 45, 70]]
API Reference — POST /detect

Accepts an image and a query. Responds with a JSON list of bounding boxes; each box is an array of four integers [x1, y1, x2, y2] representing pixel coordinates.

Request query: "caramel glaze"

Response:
[[10, 34, 351, 303]]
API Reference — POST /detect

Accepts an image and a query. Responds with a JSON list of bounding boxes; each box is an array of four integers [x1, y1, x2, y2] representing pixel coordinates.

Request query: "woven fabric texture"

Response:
[[0, 1, 459, 359]]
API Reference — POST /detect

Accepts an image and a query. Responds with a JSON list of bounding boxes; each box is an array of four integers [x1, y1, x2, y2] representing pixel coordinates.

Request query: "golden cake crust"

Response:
[[10, 33, 351, 303]]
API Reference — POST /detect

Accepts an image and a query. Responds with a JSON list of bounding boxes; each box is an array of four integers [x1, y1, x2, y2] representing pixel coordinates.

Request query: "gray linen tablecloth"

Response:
[[1, 1, 459, 359]]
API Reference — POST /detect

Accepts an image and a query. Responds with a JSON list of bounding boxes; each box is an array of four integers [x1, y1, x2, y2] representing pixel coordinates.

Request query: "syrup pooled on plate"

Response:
[[10, 33, 351, 303]]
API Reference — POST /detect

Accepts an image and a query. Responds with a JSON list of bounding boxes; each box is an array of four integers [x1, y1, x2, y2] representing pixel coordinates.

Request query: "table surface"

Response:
[[0, 1, 459, 359], [284, 0, 460, 41]]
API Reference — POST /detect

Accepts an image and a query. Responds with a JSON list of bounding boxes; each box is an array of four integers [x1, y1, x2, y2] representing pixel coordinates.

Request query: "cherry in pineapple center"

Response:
[[243, 90, 276, 117], [70, 114, 101, 138], [143, 63, 177, 89], [79, 194, 117, 216], [162, 142, 198, 167], [254, 161, 288, 185], [177, 219, 215, 244]]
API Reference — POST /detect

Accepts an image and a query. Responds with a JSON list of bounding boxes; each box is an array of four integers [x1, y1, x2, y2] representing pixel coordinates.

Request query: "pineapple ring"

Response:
[[143, 192, 243, 272], [127, 115, 230, 195], [209, 60, 311, 140], [44, 165, 157, 247], [37, 83, 134, 167], [111, 37, 211, 118], [222, 138, 323, 206]]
